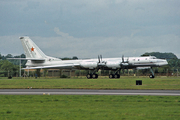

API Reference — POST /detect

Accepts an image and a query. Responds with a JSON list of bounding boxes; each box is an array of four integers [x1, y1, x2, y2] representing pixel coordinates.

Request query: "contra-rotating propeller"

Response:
[[98, 55, 106, 67], [120, 55, 129, 74]]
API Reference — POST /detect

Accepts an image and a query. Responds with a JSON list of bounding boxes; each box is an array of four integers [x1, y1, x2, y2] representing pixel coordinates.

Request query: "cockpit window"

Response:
[[150, 56, 157, 59]]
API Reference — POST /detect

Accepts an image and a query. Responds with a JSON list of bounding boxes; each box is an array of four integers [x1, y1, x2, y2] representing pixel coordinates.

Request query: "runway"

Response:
[[0, 89, 180, 96]]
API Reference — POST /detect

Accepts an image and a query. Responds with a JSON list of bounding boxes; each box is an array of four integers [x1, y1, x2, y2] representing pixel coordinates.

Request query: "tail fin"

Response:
[[19, 36, 47, 59]]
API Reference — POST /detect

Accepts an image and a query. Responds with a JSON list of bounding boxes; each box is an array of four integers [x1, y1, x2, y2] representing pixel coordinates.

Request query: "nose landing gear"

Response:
[[149, 74, 155, 78], [149, 68, 155, 79]]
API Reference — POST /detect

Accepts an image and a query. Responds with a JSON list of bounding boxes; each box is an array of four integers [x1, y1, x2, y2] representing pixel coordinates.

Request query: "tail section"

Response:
[[19, 36, 47, 59]]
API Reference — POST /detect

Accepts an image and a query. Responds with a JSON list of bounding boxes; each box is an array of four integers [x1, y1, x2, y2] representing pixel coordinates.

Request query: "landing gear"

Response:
[[109, 74, 114, 79], [86, 74, 98, 79], [109, 69, 120, 79], [86, 74, 92, 79], [149, 74, 155, 78], [114, 74, 120, 78], [92, 74, 98, 79], [109, 74, 120, 79], [149, 67, 155, 79]]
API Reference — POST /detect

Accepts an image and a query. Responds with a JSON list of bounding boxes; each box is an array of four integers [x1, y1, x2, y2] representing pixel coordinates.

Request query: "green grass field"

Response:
[[0, 95, 180, 120], [0, 77, 180, 119], [0, 76, 180, 90]]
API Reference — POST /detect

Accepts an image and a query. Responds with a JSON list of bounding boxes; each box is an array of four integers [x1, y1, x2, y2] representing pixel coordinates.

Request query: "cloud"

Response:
[[1, 33, 180, 59], [1, 0, 179, 37], [54, 27, 73, 38], [0, 0, 180, 59]]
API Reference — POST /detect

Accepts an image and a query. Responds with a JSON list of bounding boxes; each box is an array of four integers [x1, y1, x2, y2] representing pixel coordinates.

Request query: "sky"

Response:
[[0, 0, 180, 58]]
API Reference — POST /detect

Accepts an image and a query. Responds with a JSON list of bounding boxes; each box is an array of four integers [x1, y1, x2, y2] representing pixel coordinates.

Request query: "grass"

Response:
[[0, 95, 180, 120], [0, 77, 180, 119], [0, 76, 180, 90]]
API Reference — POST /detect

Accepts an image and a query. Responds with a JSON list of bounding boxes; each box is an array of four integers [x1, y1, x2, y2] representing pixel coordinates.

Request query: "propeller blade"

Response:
[[122, 55, 124, 63], [98, 55, 100, 63], [100, 55, 102, 61]]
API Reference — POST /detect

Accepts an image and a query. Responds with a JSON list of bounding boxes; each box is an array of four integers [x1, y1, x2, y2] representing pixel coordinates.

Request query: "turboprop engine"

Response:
[[80, 62, 97, 69], [106, 61, 121, 69]]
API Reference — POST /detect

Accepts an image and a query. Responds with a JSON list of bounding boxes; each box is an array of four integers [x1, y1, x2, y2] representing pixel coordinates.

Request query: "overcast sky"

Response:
[[0, 0, 180, 58]]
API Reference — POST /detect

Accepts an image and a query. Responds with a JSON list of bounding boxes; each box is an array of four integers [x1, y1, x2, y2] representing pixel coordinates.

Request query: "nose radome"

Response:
[[161, 59, 168, 66], [157, 59, 168, 66], [164, 60, 168, 65]]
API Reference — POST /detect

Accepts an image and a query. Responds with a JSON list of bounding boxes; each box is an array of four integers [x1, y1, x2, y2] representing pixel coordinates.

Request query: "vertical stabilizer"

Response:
[[19, 36, 47, 58]]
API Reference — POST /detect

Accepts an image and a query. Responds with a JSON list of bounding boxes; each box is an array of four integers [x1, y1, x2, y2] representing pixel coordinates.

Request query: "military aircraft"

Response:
[[10, 36, 168, 79]]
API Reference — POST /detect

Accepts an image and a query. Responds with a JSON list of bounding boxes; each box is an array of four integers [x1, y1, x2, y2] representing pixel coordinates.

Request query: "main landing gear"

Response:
[[86, 74, 98, 79], [109, 69, 121, 79], [109, 74, 120, 79]]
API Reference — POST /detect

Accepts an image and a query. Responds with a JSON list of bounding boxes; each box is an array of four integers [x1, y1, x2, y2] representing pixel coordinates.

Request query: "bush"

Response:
[[60, 74, 69, 78], [0, 74, 4, 77]]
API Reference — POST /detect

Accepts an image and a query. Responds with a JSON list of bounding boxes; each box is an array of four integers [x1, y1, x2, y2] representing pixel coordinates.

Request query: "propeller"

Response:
[[98, 55, 106, 67], [120, 55, 129, 74]]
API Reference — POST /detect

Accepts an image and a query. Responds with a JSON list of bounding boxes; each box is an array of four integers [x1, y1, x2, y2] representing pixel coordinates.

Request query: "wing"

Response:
[[7, 58, 45, 61], [23, 64, 80, 69]]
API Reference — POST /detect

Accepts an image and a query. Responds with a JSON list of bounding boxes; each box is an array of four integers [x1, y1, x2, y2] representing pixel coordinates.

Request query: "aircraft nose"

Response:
[[157, 59, 168, 66], [164, 60, 168, 65], [161, 59, 168, 66]]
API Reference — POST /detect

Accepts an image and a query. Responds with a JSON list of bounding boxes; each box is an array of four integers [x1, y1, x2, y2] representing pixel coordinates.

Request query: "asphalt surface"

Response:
[[0, 89, 180, 96]]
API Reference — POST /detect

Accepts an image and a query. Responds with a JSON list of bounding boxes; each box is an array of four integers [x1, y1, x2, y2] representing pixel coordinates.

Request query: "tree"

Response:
[[1, 60, 14, 71], [7, 54, 27, 68], [61, 57, 71, 60], [5, 54, 13, 59], [72, 56, 78, 60], [1, 60, 14, 77], [141, 52, 177, 59], [61, 56, 78, 60], [168, 58, 180, 72]]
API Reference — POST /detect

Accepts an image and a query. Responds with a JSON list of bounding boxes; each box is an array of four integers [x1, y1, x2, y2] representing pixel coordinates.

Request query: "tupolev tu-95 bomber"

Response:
[[9, 36, 168, 79]]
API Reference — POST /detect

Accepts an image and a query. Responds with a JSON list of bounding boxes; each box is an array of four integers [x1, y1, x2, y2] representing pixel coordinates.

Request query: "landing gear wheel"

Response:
[[109, 74, 114, 79], [92, 74, 98, 79], [114, 74, 120, 78], [149, 74, 155, 79], [86, 74, 92, 79]]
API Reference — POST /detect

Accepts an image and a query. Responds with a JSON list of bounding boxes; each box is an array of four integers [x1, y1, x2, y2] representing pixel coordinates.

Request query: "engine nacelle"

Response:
[[80, 62, 97, 69], [106, 61, 120, 69]]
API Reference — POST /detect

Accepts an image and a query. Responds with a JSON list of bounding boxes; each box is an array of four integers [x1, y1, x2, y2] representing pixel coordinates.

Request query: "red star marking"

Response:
[[31, 47, 35, 52]]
